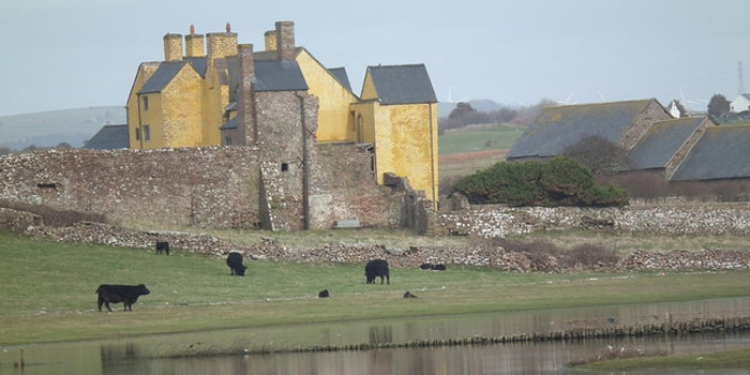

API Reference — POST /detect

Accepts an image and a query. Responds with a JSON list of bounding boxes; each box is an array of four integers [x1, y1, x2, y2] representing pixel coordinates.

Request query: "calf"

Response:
[[318, 289, 330, 298], [155, 241, 170, 256], [226, 252, 247, 276], [365, 259, 390, 284], [96, 284, 150, 312]]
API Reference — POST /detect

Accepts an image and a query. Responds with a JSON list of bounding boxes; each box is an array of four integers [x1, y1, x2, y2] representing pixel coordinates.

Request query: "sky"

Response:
[[1, 0, 749, 117]]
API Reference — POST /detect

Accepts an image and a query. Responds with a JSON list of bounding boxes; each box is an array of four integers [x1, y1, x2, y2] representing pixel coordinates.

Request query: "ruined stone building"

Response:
[[126, 21, 439, 206], [0, 21, 439, 233]]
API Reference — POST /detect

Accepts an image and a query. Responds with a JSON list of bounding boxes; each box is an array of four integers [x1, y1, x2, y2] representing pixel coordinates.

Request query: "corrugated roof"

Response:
[[506, 99, 658, 159], [671, 125, 750, 181], [84, 124, 128, 150], [367, 64, 437, 105], [253, 60, 308, 92], [628, 117, 707, 170], [137, 62, 187, 94], [328, 67, 352, 92]]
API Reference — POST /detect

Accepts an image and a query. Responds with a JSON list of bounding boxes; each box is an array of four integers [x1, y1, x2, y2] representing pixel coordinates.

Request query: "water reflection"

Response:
[[3, 297, 750, 375]]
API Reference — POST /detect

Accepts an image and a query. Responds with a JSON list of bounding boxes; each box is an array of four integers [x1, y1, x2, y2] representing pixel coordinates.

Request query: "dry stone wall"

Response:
[[15, 219, 750, 273], [437, 205, 750, 237]]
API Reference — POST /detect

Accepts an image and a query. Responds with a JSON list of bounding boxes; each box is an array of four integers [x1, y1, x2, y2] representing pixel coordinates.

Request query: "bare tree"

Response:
[[562, 135, 631, 175]]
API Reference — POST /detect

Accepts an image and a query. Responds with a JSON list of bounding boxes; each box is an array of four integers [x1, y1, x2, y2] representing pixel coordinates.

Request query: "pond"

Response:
[[3, 297, 750, 375]]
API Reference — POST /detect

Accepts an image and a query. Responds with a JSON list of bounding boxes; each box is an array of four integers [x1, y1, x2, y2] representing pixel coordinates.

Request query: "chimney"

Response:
[[264, 30, 277, 52], [163, 33, 183, 61], [184, 25, 205, 57], [237, 43, 256, 145], [207, 30, 239, 59], [275, 21, 295, 60]]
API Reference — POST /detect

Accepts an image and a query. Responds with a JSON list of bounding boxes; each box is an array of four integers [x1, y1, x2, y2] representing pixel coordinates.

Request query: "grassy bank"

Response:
[[2, 230, 750, 346], [579, 348, 750, 372]]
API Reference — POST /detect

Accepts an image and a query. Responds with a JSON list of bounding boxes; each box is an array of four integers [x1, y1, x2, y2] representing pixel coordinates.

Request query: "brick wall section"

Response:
[[620, 101, 671, 150]]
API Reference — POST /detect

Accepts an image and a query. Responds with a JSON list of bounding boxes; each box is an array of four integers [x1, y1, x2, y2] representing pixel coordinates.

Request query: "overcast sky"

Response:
[[1, 0, 748, 117]]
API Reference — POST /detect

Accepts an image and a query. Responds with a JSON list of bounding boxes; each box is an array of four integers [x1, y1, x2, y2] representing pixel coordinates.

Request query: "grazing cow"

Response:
[[433, 264, 447, 271], [226, 252, 247, 276], [155, 241, 170, 256], [403, 291, 418, 299], [96, 284, 150, 312], [318, 289, 330, 298], [420, 263, 433, 270], [365, 259, 390, 284]]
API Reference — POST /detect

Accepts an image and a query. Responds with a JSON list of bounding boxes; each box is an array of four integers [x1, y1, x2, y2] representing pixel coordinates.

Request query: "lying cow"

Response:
[[155, 241, 170, 256], [365, 259, 390, 284], [96, 284, 150, 312], [226, 252, 247, 276]]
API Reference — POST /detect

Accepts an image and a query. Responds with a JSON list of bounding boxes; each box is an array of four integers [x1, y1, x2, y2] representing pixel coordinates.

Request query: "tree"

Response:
[[707, 94, 730, 118], [448, 102, 477, 120], [562, 135, 631, 175]]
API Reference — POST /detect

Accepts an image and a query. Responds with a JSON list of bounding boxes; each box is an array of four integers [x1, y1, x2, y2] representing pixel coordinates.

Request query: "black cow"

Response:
[[365, 259, 390, 284], [403, 291, 418, 299], [96, 284, 150, 312], [155, 241, 170, 255], [318, 289, 330, 298], [420, 263, 433, 270], [226, 252, 247, 276], [433, 264, 447, 271]]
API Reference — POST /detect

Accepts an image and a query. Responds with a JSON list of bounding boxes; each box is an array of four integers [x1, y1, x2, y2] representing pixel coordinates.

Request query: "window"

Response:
[[143, 125, 151, 141], [224, 136, 232, 145], [135, 128, 141, 141], [142, 96, 149, 111], [281, 163, 289, 172]]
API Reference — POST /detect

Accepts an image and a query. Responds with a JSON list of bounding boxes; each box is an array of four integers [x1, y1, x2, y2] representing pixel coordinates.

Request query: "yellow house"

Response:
[[351, 65, 439, 205], [126, 21, 439, 206]]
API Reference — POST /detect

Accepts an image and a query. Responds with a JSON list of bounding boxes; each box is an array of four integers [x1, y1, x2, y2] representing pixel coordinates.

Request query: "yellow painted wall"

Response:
[[200, 61, 228, 146], [137, 93, 164, 149], [160, 65, 203, 148], [296, 50, 358, 142], [372, 103, 439, 206], [360, 74, 378, 101], [126, 63, 160, 149]]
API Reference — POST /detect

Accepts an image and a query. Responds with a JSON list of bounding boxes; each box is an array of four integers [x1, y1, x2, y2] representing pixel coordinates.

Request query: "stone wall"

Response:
[[0, 144, 407, 231], [437, 205, 750, 238], [15, 219, 750, 273]]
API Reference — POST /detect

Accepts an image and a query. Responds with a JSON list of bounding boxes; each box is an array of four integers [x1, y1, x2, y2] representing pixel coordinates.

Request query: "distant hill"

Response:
[[0, 106, 126, 150]]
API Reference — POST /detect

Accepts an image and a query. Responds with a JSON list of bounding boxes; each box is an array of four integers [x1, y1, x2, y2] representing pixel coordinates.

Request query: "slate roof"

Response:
[[220, 116, 238, 130], [366, 64, 438, 105], [138, 62, 183, 94], [328, 67, 352, 92], [506, 99, 659, 160], [671, 126, 750, 181], [253, 60, 308, 92], [84, 124, 129, 150], [628, 117, 709, 170]]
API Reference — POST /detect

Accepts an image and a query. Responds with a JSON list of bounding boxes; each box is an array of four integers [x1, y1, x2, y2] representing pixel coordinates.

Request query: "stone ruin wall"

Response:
[[436, 203, 750, 238], [0, 144, 408, 231], [0, 147, 265, 228]]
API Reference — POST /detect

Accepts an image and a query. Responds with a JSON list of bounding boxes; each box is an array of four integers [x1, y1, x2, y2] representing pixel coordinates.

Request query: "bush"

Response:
[[450, 157, 628, 207]]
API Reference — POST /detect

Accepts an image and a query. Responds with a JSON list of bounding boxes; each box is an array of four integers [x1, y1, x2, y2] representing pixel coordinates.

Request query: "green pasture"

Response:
[[438, 124, 523, 155], [2, 230, 750, 347], [579, 347, 750, 372]]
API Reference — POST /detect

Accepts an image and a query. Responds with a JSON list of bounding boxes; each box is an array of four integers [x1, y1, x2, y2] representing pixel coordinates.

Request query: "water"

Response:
[[3, 298, 750, 375]]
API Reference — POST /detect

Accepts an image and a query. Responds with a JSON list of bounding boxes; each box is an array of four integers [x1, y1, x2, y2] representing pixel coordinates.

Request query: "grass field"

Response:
[[2, 230, 750, 347], [438, 124, 523, 155]]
